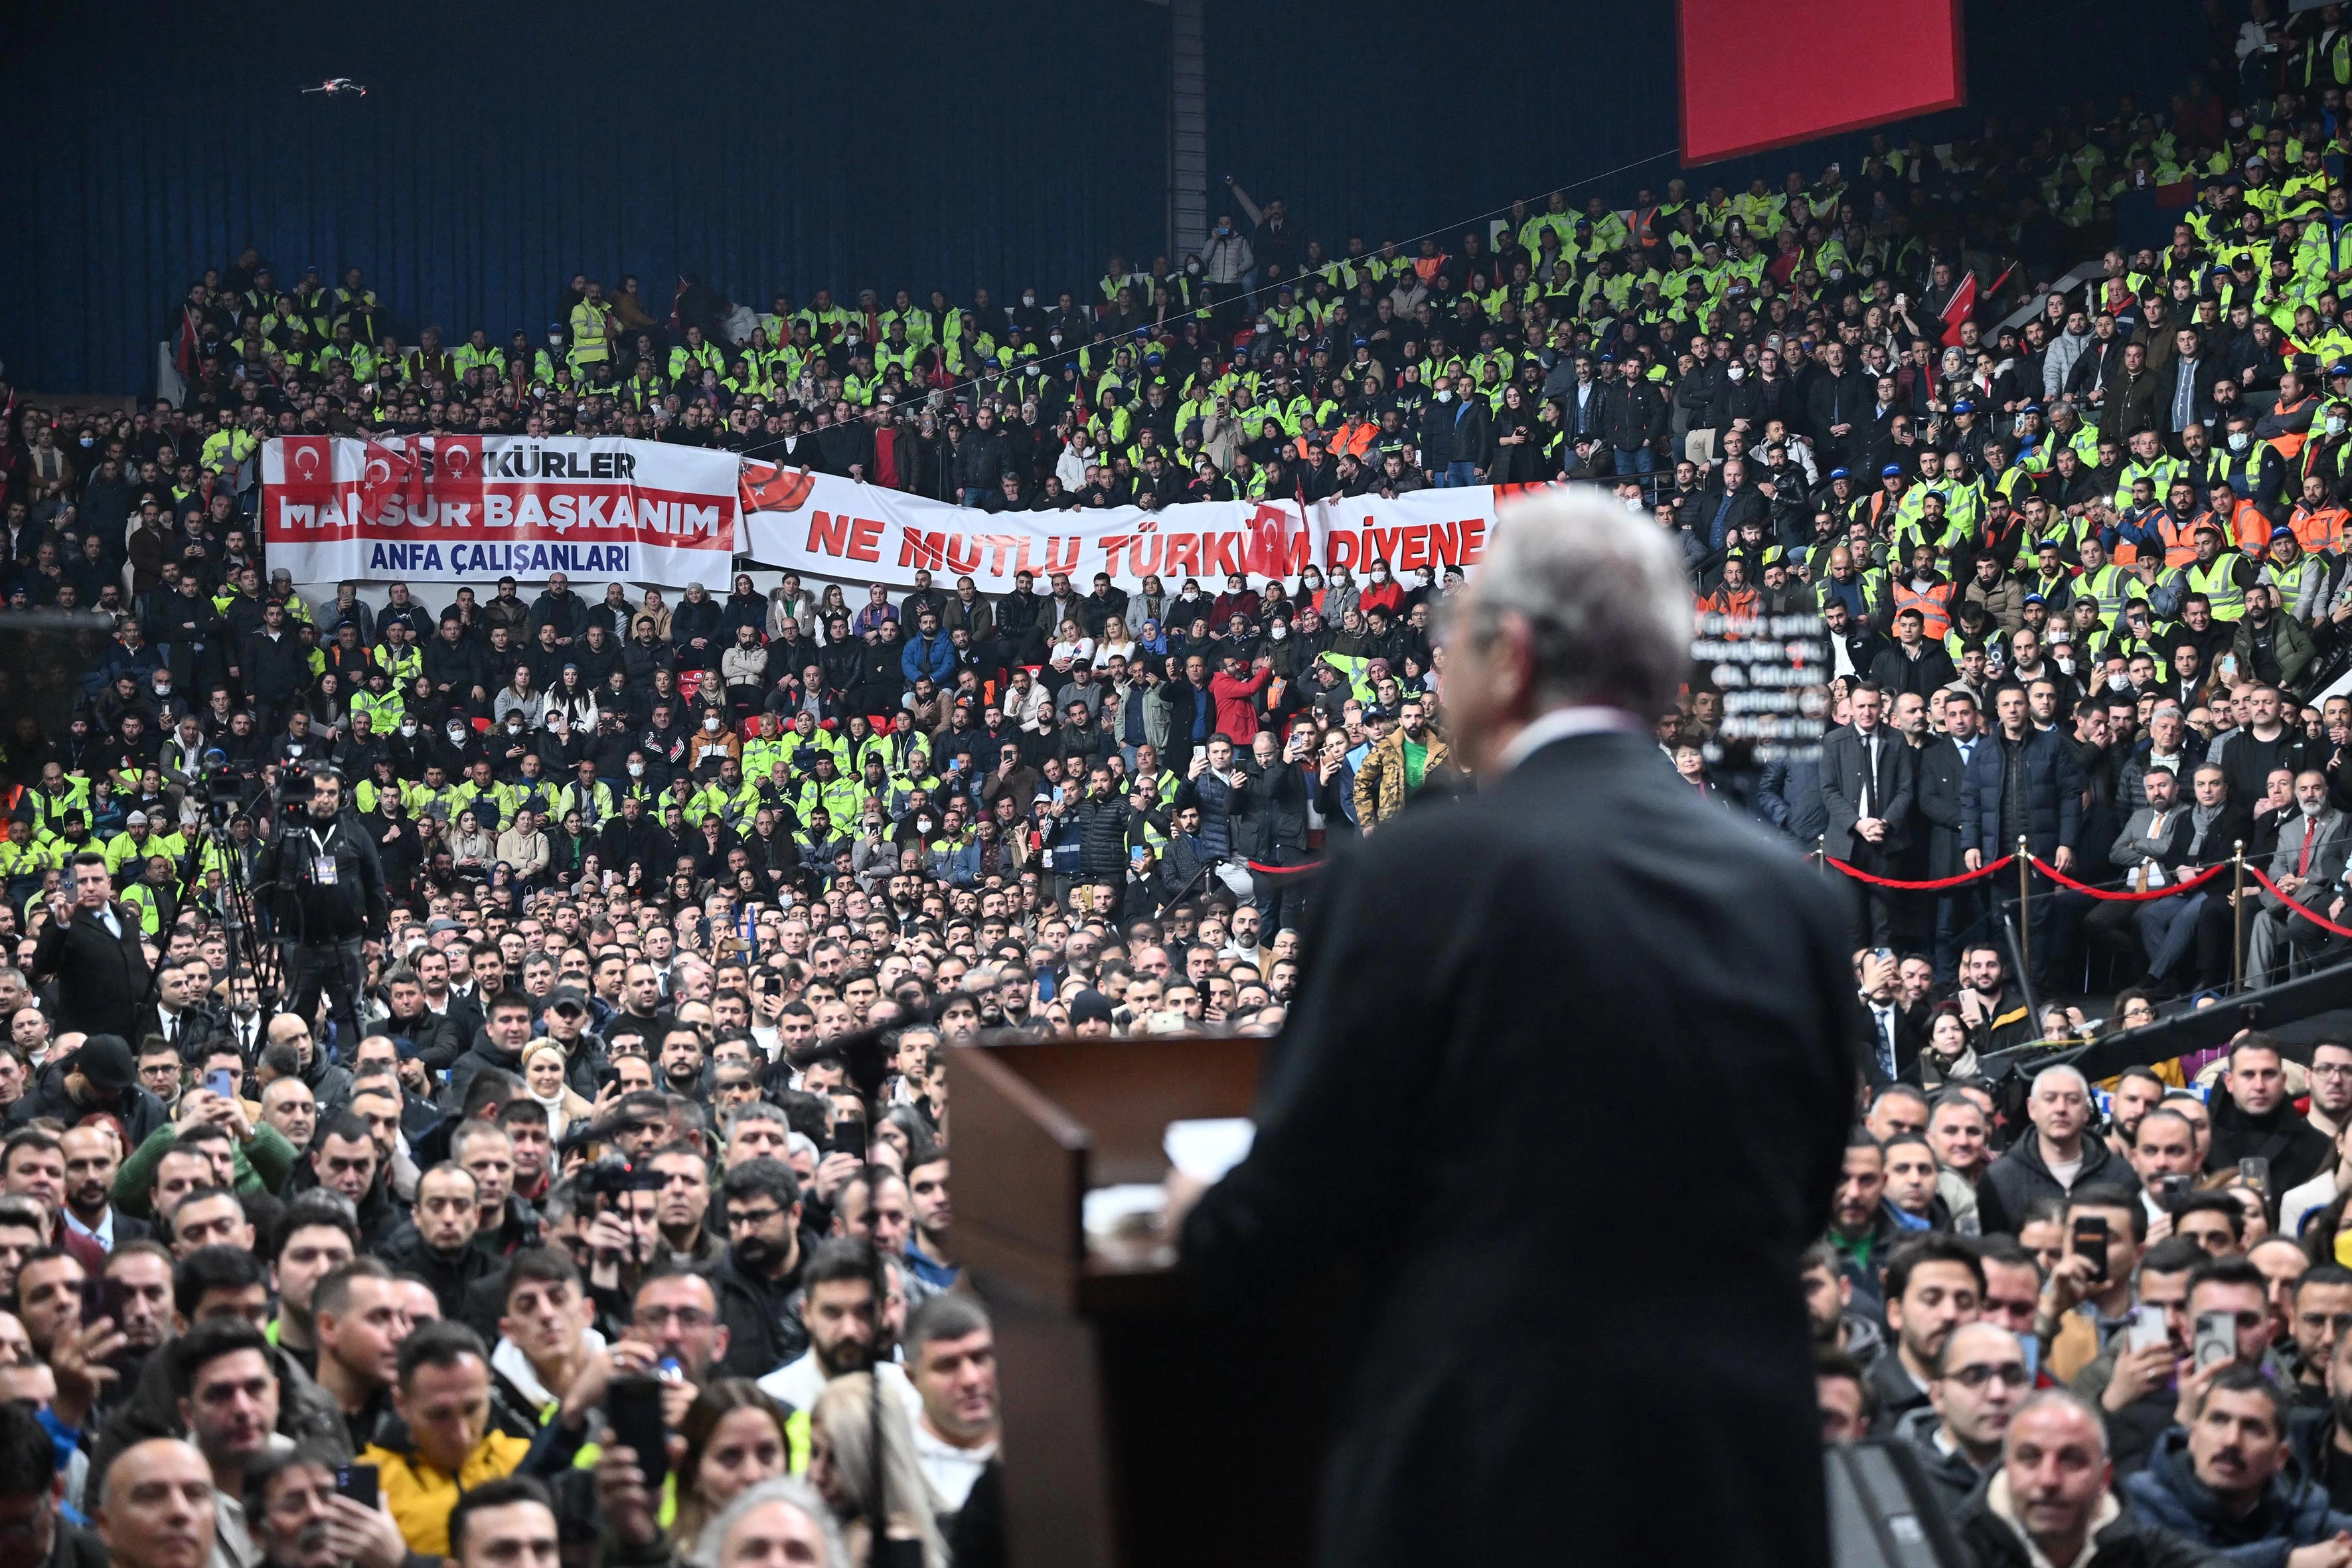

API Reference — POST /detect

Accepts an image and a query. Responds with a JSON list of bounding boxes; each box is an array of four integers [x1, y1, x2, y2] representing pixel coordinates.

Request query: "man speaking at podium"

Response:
[[1179, 487, 1860, 1568]]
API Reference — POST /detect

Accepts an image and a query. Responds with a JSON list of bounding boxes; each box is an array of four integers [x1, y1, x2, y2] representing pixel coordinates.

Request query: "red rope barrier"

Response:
[[1825, 856, 2012, 890], [1826, 852, 2230, 903], [2029, 859, 2229, 902], [2246, 866, 2352, 938], [1245, 858, 1321, 876]]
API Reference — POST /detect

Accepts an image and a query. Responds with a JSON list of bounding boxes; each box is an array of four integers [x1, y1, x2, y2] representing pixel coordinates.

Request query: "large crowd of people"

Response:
[[19, 5, 2352, 1566]]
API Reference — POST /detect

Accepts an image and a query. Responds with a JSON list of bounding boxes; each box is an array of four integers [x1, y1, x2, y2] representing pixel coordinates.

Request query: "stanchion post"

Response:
[[1817, 834, 1826, 877], [2017, 836, 2032, 982], [2233, 841, 2246, 993]]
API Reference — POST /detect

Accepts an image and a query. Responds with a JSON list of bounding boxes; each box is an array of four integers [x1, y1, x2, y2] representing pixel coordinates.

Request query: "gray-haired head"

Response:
[[1442, 485, 1691, 716], [2004, 1387, 2109, 1463], [2032, 1063, 2091, 1101], [690, 1475, 847, 1568]]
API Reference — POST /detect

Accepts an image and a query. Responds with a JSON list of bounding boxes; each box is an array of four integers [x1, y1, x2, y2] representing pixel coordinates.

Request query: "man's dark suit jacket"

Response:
[[1914, 734, 1975, 880], [1182, 728, 1859, 1568], [31, 900, 152, 1041], [1820, 722, 1916, 862]]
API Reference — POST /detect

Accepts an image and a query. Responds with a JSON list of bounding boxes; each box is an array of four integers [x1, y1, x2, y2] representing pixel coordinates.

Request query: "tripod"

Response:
[[133, 789, 283, 1048]]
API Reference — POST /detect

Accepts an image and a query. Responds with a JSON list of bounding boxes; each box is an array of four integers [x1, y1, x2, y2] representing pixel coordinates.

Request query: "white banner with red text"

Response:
[[260, 435, 742, 586], [738, 463, 1530, 597]]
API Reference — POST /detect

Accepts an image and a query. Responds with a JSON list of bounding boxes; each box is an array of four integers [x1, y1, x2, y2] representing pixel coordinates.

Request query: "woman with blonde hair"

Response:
[[520, 1040, 591, 1143], [807, 1372, 947, 1568], [1091, 614, 1137, 668]]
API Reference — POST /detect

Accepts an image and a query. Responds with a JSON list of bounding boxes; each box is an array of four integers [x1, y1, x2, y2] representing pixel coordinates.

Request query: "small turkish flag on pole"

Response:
[[356, 439, 417, 518], [1940, 266, 2015, 349], [1938, 273, 1978, 349], [1245, 501, 1289, 578]]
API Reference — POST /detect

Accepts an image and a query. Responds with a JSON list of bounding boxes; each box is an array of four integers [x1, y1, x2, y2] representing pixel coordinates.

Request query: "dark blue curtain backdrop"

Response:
[[0, 1, 1172, 394], [3, 0, 2202, 393]]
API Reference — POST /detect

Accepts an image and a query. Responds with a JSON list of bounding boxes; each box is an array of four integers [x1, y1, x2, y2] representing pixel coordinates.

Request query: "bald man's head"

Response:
[[98, 1438, 214, 1568]]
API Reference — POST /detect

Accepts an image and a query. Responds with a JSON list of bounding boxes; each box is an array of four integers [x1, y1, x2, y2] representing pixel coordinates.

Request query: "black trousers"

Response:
[[1845, 843, 1899, 949], [282, 936, 365, 1061]]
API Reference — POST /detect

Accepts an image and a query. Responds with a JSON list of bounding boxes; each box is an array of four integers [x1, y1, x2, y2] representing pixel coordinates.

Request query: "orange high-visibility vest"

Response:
[[2157, 512, 2205, 568], [1891, 579, 1956, 641], [2292, 501, 2349, 554], [2234, 497, 2281, 553], [2268, 396, 2318, 461], [1695, 584, 1759, 619]]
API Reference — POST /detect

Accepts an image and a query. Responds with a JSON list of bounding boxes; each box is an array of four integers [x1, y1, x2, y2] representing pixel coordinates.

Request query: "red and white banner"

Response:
[[739, 463, 1522, 597], [262, 435, 742, 586]]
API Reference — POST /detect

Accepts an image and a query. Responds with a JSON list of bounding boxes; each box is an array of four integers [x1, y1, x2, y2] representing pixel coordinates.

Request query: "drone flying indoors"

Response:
[[299, 77, 366, 96]]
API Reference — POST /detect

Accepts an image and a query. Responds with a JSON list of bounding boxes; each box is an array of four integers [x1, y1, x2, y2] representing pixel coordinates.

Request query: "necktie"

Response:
[[2302, 817, 2322, 878], [2140, 812, 2169, 891], [1878, 1010, 1898, 1078]]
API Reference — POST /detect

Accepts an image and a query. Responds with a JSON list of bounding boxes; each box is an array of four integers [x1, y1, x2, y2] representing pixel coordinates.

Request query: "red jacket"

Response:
[[1210, 589, 1261, 626], [1358, 580, 1405, 617], [1209, 666, 1273, 744]]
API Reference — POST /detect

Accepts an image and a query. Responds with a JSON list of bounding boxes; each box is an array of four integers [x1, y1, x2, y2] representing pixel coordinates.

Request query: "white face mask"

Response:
[[400, 722, 418, 737], [1271, 624, 1289, 641], [2231, 431, 2252, 451], [627, 762, 645, 778], [1727, 364, 1745, 381], [917, 817, 934, 833], [1023, 294, 1036, 306], [447, 726, 467, 743], [704, 716, 721, 732], [1372, 569, 1389, 582], [2330, 417, 2346, 437], [1434, 389, 1453, 403]]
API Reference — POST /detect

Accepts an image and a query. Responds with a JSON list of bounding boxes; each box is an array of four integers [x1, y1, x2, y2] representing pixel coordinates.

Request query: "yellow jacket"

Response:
[[364, 1430, 532, 1556]]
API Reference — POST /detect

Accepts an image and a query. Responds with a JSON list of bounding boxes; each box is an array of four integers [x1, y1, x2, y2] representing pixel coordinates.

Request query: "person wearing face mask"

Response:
[[2217, 413, 2283, 516], [1358, 562, 1403, 619], [436, 716, 485, 779]]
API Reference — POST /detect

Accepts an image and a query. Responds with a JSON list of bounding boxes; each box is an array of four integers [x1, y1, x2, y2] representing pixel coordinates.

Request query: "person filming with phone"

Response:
[[2208, 1034, 2333, 1198], [244, 1442, 416, 1568], [2033, 1186, 2146, 1385]]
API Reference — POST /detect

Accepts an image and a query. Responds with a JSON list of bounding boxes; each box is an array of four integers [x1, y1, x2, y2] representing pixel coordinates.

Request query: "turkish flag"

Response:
[[740, 460, 816, 514], [1939, 273, 1978, 349], [279, 436, 333, 505], [1245, 501, 1289, 579], [356, 439, 417, 520], [431, 435, 485, 518]]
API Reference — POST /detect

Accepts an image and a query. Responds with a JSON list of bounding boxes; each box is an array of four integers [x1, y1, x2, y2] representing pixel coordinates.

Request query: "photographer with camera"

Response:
[[258, 769, 388, 1058]]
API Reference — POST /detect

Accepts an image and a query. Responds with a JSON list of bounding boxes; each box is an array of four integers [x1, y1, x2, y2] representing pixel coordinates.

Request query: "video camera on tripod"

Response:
[[272, 759, 320, 813], [191, 749, 248, 823]]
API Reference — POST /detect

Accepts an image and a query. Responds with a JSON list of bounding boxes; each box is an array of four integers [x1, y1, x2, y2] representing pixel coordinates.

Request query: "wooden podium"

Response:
[[948, 1032, 1350, 1568]]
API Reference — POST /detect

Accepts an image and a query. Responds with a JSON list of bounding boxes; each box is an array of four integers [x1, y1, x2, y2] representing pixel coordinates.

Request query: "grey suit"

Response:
[[2246, 808, 2352, 983]]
